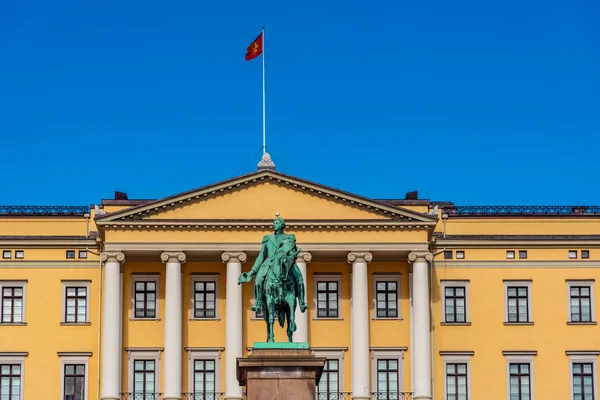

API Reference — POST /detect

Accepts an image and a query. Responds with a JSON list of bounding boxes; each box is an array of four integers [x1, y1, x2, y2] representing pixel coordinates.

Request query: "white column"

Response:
[[161, 252, 186, 400], [348, 251, 372, 400], [100, 252, 125, 400], [408, 251, 433, 400], [294, 251, 311, 343], [222, 252, 246, 400]]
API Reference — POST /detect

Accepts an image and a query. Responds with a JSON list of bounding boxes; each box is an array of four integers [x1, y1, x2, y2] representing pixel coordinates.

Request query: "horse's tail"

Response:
[[278, 308, 285, 328]]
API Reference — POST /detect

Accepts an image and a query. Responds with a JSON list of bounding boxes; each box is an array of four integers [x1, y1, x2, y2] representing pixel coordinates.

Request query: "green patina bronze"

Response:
[[237, 214, 308, 342]]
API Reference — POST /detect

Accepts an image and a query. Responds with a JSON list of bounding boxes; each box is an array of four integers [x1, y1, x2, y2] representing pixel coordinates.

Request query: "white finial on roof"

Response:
[[257, 152, 276, 170]]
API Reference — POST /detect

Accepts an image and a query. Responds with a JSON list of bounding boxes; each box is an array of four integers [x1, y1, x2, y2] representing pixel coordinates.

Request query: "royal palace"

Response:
[[1, 160, 599, 400]]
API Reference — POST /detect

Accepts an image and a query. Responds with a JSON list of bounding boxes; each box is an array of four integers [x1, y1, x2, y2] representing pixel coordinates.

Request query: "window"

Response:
[[66, 250, 76, 259], [131, 275, 160, 320], [318, 359, 340, 399], [503, 351, 536, 400], [443, 282, 469, 324], [509, 363, 531, 400], [504, 281, 532, 324], [1, 282, 26, 324], [372, 274, 401, 320], [582, 251, 590, 259], [126, 349, 161, 397], [0, 352, 26, 400], [568, 281, 594, 323], [456, 251, 465, 259], [507, 251, 515, 259], [519, 251, 527, 259], [59, 352, 90, 400], [191, 274, 219, 320], [371, 349, 405, 399], [376, 360, 399, 399], [2, 251, 11, 259], [133, 360, 155, 397], [14, 251, 23, 260], [442, 351, 472, 400], [186, 349, 222, 398], [62, 281, 90, 324], [444, 251, 453, 260], [0, 364, 21, 400], [570, 250, 578, 259], [313, 274, 342, 320], [568, 351, 598, 400], [78, 251, 87, 259]]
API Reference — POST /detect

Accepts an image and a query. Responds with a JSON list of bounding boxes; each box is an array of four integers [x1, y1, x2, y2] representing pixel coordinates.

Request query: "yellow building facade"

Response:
[[1, 165, 599, 400]]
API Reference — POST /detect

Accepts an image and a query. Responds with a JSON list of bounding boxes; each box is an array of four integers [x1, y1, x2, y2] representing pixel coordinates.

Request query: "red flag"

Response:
[[245, 33, 263, 61]]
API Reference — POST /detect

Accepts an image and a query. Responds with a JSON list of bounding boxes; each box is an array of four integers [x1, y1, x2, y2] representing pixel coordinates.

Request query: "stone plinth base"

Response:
[[237, 344, 325, 400]]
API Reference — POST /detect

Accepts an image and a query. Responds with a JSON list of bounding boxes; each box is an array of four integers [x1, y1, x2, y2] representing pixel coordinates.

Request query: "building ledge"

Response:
[[60, 322, 91, 326], [504, 322, 534, 326], [0, 322, 27, 326], [441, 322, 472, 326], [567, 321, 598, 326]]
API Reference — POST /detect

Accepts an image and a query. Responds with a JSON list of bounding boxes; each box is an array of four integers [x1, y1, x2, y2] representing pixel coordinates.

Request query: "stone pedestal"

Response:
[[237, 343, 325, 400]]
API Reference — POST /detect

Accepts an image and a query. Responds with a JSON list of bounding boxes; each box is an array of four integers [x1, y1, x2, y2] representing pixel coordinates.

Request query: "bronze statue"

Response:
[[238, 214, 308, 342]]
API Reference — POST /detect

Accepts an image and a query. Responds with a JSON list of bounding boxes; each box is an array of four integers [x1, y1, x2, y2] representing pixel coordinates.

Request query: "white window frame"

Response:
[[504, 280, 533, 324], [186, 348, 223, 395], [441, 351, 473, 400], [504, 351, 536, 400], [0, 280, 27, 324], [372, 273, 402, 321], [567, 280, 596, 324], [61, 280, 91, 324], [567, 351, 599, 400], [312, 273, 343, 321], [0, 352, 27, 400], [126, 348, 162, 394], [371, 347, 407, 394], [59, 352, 91, 400], [311, 347, 347, 394], [130, 274, 160, 321], [441, 280, 470, 324], [190, 274, 220, 321]]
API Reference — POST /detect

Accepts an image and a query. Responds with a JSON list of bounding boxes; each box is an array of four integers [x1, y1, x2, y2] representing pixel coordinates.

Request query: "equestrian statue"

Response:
[[237, 213, 309, 342]]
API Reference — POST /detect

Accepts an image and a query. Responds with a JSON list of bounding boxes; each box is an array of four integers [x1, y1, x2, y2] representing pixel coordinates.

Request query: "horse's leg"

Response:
[[267, 296, 276, 342], [286, 295, 297, 342]]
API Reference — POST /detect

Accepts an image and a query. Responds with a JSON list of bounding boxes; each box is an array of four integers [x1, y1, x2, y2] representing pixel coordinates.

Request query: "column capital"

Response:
[[100, 252, 125, 264], [160, 251, 186, 264], [296, 251, 312, 264], [347, 252, 373, 264], [221, 252, 247, 264], [408, 251, 433, 264]]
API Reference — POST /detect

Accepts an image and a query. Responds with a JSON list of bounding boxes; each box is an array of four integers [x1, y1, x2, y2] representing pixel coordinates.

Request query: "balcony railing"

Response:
[[316, 393, 352, 400], [0, 205, 89, 216], [120, 393, 163, 400], [182, 393, 225, 400], [443, 205, 600, 217], [370, 393, 413, 400]]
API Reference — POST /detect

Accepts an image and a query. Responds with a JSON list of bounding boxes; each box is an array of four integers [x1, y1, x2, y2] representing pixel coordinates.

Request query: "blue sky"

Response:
[[0, 0, 598, 206]]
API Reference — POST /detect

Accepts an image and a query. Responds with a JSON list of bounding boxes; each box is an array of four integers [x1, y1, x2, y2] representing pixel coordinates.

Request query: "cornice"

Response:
[[0, 238, 97, 248], [96, 219, 436, 230], [0, 261, 99, 269], [103, 241, 430, 253], [435, 236, 600, 249], [95, 170, 437, 224]]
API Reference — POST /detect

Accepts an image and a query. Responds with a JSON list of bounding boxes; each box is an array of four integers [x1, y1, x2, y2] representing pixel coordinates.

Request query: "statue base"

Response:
[[237, 343, 325, 400]]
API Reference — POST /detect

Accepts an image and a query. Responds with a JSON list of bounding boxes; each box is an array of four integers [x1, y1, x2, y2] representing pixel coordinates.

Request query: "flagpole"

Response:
[[262, 26, 266, 155]]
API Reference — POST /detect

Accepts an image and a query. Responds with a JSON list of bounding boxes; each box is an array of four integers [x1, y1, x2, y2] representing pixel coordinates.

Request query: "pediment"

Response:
[[96, 170, 436, 227]]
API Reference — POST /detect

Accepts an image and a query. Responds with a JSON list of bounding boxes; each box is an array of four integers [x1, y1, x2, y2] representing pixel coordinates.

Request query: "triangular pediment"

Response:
[[96, 170, 436, 226]]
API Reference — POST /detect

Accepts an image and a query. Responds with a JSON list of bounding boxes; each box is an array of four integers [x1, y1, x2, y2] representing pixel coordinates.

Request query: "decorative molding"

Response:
[[434, 260, 600, 268], [105, 241, 430, 253], [502, 350, 538, 356], [100, 252, 125, 264], [566, 350, 600, 356], [0, 352, 28, 357], [57, 352, 92, 356], [0, 261, 98, 269], [347, 252, 372, 264], [221, 252, 247, 264], [435, 237, 600, 249], [296, 251, 312, 264], [443, 205, 600, 217], [408, 251, 433, 263], [0, 205, 89, 216], [160, 251, 186, 264], [0, 238, 97, 249], [440, 351, 475, 356]]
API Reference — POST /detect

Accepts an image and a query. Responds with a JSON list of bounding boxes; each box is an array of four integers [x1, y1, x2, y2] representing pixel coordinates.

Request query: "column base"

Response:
[[163, 397, 182, 400], [352, 397, 371, 400], [413, 396, 433, 400], [237, 348, 326, 400]]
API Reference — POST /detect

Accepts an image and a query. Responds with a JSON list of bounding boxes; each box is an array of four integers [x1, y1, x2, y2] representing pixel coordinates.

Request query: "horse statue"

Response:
[[238, 214, 308, 342]]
